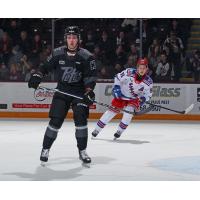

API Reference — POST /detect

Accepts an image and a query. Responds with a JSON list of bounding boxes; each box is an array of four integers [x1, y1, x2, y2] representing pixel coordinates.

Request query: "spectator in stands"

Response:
[[157, 24, 168, 44], [0, 28, 4, 40], [0, 18, 192, 82], [83, 31, 96, 53], [112, 45, 126, 66], [24, 61, 34, 82], [116, 31, 128, 50], [98, 65, 112, 79], [18, 31, 31, 55], [121, 18, 138, 33], [192, 50, 200, 82], [98, 31, 115, 63], [93, 45, 103, 72], [29, 33, 43, 68], [19, 55, 31, 77], [9, 63, 23, 81], [113, 62, 124, 76], [163, 31, 184, 81], [0, 62, 9, 80], [168, 19, 182, 39], [7, 19, 20, 46], [39, 45, 51, 63], [124, 55, 137, 69], [148, 38, 161, 72], [93, 45, 102, 59], [185, 50, 195, 77], [31, 33, 42, 54], [155, 52, 171, 82], [128, 43, 139, 63], [8, 45, 24, 66], [0, 32, 12, 65]]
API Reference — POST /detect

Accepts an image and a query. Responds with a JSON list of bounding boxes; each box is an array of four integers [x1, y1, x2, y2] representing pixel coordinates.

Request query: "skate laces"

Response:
[[41, 149, 49, 157]]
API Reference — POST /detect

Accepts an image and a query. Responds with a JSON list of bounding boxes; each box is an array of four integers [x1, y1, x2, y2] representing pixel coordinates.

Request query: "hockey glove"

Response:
[[28, 72, 42, 89], [139, 96, 146, 106], [112, 85, 122, 99], [83, 90, 95, 106]]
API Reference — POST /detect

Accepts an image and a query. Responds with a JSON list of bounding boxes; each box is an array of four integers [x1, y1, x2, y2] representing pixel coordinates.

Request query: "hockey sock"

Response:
[[75, 126, 88, 151], [117, 106, 134, 133], [42, 125, 59, 149], [95, 110, 117, 132]]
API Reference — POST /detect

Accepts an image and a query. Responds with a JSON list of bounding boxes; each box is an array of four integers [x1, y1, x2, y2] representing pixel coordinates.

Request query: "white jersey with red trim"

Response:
[[114, 68, 153, 101]]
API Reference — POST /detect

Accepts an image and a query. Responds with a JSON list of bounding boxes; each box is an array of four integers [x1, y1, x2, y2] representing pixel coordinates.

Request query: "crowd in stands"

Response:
[[0, 18, 199, 83]]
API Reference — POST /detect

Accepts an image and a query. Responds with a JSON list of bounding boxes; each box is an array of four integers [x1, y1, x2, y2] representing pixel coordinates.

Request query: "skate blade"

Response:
[[113, 137, 118, 141], [91, 136, 97, 140], [82, 162, 91, 168], [40, 161, 47, 167]]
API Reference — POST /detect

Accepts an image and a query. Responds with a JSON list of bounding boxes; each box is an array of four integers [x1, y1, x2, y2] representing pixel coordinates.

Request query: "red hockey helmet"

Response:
[[137, 58, 148, 67]]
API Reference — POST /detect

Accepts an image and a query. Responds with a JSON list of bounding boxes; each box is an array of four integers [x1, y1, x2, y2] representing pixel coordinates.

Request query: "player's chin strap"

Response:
[[34, 86, 140, 115]]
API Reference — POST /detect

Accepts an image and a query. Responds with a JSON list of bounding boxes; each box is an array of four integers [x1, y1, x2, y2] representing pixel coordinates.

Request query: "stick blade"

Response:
[[184, 104, 194, 114]]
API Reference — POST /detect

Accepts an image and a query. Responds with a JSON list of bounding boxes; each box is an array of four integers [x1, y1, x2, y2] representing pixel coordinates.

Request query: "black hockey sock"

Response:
[[76, 136, 88, 151], [75, 126, 88, 151], [43, 135, 56, 149], [42, 125, 59, 149]]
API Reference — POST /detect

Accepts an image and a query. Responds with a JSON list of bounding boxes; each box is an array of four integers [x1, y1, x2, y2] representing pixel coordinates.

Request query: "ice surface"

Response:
[[1, 119, 200, 181]]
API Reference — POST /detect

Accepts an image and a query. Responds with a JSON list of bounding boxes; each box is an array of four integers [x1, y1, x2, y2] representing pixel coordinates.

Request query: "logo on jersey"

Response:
[[90, 60, 96, 70], [59, 60, 65, 65], [61, 67, 82, 83], [47, 54, 52, 62], [129, 82, 138, 97], [139, 87, 144, 91]]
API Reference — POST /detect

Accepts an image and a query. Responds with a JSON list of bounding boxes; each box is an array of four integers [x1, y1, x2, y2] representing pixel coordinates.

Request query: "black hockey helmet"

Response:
[[64, 26, 80, 41]]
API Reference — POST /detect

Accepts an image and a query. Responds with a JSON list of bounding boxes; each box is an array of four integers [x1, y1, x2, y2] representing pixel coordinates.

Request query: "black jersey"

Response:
[[39, 46, 97, 94]]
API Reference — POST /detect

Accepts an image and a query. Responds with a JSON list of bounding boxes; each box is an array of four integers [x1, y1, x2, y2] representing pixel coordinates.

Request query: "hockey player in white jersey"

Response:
[[91, 58, 153, 139]]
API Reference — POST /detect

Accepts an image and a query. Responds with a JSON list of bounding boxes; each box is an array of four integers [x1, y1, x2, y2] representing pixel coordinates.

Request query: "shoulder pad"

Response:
[[126, 68, 137, 76], [143, 75, 153, 85], [77, 48, 93, 60], [52, 46, 66, 56]]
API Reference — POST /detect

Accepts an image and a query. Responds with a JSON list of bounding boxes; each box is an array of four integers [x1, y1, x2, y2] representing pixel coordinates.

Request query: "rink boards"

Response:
[[0, 82, 200, 120]]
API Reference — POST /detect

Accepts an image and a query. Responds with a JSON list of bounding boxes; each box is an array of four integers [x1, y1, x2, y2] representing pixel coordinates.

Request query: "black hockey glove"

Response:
[[28, 72, 42, 89], [83, 90, 95, 106]]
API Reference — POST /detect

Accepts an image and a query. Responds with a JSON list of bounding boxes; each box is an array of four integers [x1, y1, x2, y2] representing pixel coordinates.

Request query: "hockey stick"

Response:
[[35, 86, 193, 115], [145, 102, 194, 114], [35, 86, 137, 115]]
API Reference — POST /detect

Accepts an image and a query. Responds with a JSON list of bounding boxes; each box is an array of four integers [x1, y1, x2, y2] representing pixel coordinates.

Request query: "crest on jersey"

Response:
[[59, 60, 65, 65]]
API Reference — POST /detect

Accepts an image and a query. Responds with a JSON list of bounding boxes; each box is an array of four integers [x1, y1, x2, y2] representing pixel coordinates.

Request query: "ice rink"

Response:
[[1, 119, 200, 181]]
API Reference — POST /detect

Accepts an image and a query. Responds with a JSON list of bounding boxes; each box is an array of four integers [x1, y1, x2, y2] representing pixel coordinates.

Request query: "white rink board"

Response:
[[0, 82, 200, 114]]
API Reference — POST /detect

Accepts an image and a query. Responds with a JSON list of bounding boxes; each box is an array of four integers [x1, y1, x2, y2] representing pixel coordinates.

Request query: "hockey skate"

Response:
[[91, 129, 99, 139], [113, 131, 122, 140], [79, 149, 91, 168], [40, 148, 50, 167]]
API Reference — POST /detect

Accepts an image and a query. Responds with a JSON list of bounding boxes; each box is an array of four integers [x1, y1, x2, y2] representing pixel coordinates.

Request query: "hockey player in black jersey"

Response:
[[28, 26, 97, 166]]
